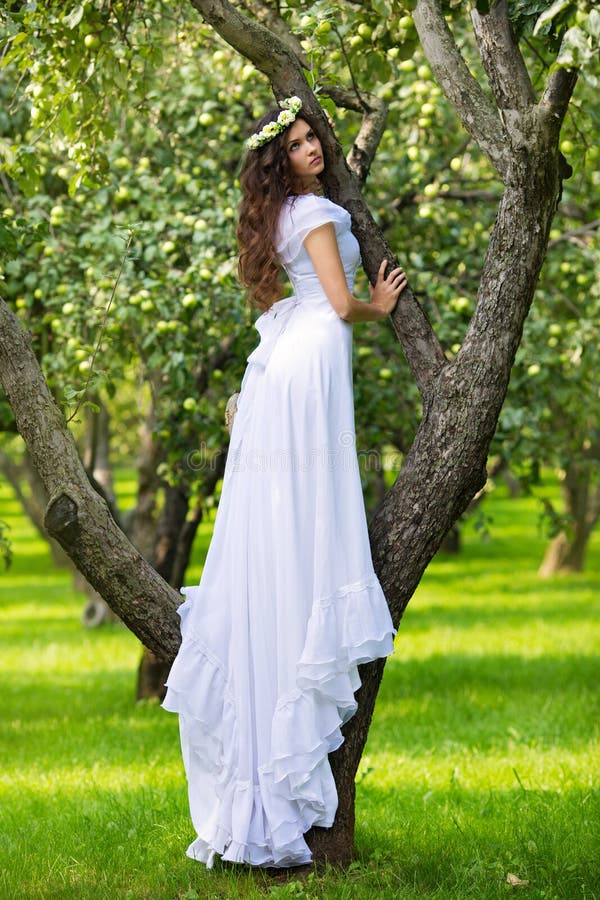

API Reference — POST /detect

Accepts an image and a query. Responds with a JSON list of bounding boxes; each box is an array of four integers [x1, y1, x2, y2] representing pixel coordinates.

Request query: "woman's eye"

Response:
[[289, 142, 299, 151]]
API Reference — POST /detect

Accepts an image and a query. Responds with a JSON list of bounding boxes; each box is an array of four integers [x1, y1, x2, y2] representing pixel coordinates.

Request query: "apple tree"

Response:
[[1, 0, 598, 863]]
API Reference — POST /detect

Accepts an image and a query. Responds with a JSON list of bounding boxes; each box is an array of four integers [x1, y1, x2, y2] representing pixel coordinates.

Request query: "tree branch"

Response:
[[540, 66, 579, 131], [470, 0, 536, 112], [343, 92, 388, 184], [189, 0, 448, 401], [239, 0, 387, 182], [0, 298, 182, 660], [548, 217, 600, 248], [413, 0, 510, 180]]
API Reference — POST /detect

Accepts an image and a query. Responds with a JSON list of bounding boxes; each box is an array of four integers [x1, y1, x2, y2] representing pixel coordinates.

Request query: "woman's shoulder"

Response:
[[276, 193, 351, 260], [280, 193, 350, 228], [285, 192, 347, 212]]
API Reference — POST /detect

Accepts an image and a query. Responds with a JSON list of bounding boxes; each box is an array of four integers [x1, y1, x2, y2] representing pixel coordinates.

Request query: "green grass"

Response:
[[0, 473, 598, 899]]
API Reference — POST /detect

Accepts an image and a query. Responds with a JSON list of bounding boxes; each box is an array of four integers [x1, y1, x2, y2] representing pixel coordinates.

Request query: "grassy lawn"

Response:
[[0, 472, 598, 899]]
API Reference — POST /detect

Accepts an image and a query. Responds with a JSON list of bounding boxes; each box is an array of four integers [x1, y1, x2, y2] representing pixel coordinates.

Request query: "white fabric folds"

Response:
[[275, 194, 351, 266], [162, 193, 396, 868]]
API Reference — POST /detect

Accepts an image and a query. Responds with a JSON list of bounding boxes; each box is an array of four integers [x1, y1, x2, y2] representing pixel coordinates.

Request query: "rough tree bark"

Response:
[[0, 0, 578, 868]]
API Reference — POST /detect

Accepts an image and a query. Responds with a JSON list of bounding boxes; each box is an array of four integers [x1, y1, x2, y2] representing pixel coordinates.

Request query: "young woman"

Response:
[[162, 97, 407, 870]]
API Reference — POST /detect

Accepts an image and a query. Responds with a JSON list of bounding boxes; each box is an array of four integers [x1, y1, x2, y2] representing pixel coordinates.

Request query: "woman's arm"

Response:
[[303, 223, 407, 323]]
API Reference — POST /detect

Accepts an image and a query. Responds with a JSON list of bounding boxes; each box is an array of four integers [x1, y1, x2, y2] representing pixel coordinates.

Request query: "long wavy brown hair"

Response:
[[237, 109, 310, 311]]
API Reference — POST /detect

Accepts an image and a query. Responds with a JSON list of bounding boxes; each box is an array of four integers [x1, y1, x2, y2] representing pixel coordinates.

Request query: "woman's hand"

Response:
[[369, 260, 407, 315]]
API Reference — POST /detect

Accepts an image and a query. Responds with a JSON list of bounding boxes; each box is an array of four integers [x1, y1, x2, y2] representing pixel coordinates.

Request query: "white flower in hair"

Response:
[[246, 96, 304, 150]]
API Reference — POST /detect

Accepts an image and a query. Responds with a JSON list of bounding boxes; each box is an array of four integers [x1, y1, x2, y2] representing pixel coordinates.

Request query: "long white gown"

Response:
[[162, 193, 396, 868]]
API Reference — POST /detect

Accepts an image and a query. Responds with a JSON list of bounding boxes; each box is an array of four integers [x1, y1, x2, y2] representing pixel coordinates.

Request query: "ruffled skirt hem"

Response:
[[162, 572, 395, 868]]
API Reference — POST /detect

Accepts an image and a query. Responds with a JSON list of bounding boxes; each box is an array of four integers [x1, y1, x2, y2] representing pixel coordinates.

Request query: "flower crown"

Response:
[[246, 96, 303, 150]]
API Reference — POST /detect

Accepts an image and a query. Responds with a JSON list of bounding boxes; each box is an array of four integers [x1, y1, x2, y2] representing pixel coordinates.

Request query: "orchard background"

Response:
[[0, 0, 598, 881]]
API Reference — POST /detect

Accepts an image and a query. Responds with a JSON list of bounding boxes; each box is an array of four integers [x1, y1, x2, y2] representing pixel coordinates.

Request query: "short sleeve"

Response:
[[275, 194, 351, 265]]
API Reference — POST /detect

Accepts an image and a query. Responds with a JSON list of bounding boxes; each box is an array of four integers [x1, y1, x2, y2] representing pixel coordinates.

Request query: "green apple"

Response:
[[114, 186, 131, 203]]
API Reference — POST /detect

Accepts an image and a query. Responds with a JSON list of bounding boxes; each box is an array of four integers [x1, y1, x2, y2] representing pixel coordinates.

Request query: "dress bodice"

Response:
[[274, 194, 361, 302]]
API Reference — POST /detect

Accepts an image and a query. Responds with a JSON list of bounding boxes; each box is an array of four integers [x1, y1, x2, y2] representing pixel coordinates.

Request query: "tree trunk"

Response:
[[136, 482, 191, 701], [0, 446, 70, 567], [136, 453, 227, 699], [79, 397, 121, 625], [127, 408, 165, 562], [538, 461, 600, 575]]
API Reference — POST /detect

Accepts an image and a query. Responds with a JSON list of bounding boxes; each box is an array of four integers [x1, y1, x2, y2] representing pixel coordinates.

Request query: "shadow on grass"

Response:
[[3, 651, 598, 777], [402, 595, 598, 629], [380, 652, 599, 697], [0, 616, 129, 648], [369, 652, 599, 753]]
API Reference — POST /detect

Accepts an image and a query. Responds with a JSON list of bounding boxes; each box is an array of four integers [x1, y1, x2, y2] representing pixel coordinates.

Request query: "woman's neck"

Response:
[[293, 177, 323, 196]]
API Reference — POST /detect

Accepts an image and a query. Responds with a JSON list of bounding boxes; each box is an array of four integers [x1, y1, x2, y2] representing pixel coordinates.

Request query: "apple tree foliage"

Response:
[[0, 0, 598, 570]]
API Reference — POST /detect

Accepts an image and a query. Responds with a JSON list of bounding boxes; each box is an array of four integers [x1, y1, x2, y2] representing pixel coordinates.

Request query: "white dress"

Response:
[[162, 193, 396, 868]]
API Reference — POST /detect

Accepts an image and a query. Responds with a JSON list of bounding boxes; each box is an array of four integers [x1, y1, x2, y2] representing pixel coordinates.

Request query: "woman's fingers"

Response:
[[373, 261, 408, 309], [378, 262, 406, 285], [387, 266, 406, 283]]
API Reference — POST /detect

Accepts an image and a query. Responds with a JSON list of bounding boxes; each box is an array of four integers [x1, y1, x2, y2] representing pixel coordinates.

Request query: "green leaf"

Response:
[[533, 0, 571, 37], [63, 5, 85, 30], [588, 9, 600, 39], [0, 221, 18, 258], [556, 25, 589, 68]]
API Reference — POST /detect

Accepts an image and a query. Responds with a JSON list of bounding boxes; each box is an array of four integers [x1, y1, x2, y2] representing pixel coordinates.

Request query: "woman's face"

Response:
[[285, 118, 324, 191]]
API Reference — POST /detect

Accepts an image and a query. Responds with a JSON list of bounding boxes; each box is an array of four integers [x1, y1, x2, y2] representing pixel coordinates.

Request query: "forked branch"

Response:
[[470, 0, 536, 112], [413, 0, 510, 180]]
